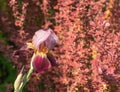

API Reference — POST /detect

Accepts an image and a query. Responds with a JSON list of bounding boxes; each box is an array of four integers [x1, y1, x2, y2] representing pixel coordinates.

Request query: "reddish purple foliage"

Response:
[[0, 0, 120, 92]]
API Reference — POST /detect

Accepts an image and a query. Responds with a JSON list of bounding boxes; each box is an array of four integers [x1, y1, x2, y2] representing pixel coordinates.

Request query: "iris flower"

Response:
[[22, 28, 59, 73]]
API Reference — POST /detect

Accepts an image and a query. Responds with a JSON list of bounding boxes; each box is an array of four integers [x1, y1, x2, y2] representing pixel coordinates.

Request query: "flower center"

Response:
[[39, 43, 48, 55]]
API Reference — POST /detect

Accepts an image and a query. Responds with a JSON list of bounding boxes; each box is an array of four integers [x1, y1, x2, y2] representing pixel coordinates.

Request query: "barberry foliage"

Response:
[[0, 0, 120, 92]]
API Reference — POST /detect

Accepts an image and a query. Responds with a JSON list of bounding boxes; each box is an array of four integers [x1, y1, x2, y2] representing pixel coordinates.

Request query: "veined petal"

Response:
[[32, 29, 51, 50], [47, 52, 58, 66], [32, 28, 59, 51], [32, 52, 51, 73], [45, 28, 59, 50]]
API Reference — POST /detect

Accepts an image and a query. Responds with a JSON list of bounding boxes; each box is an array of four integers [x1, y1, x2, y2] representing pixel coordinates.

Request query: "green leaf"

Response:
[[0, 53, 16, 91], [0, 32, 7, 44], [0, 0, 7, 11]]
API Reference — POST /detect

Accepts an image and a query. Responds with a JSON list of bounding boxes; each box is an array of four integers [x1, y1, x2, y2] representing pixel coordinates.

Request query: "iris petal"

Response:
[[32, 29, 51, 50], [47, 52, 58, 66], [32, 28, 59, 51], [45, 28, 59, 50], [32, 53, 51, 73]]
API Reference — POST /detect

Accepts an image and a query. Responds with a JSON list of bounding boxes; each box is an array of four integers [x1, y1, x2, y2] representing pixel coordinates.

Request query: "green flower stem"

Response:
[[19, 66, 33, 92], [14, 54, 35, 92]]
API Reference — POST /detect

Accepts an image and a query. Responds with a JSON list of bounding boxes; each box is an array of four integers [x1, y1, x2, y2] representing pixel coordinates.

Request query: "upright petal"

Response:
[[32, 29, 51, 50], [45, 28, 59, 50]]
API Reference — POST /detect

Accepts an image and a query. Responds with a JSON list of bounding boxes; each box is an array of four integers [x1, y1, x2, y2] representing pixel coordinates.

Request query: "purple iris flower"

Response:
[[32, 28, 59, 51], [21, 28, 59, 73]]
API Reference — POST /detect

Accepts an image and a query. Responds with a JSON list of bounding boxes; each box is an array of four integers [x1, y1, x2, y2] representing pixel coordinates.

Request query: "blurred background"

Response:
[[0, 0, 120, 92]]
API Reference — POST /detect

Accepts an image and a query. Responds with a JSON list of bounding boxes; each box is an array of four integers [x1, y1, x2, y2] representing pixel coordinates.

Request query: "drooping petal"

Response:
[[20, 42, 34, 51], [20, 44, 29, 51], [32, 53, 51, 73], [13, 43, 34, 57], [47, 52, 58, 66], [45, 28, 59, 50], [32, 29, 51, 50]]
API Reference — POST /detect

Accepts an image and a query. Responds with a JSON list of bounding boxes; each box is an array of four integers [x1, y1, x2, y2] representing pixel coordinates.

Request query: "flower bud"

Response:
[[14, 66, 24, 91]]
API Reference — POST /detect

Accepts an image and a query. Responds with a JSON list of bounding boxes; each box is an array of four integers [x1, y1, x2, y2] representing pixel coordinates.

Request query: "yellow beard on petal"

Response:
[[27, 42, 48, 58], [39, 43, 48, 55], [39, 51, 46, 57], [26, 42, 34, 49]]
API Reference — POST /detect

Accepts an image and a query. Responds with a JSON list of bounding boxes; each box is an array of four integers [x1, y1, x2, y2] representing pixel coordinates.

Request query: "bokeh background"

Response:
[[0, 0, 120, 92]]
